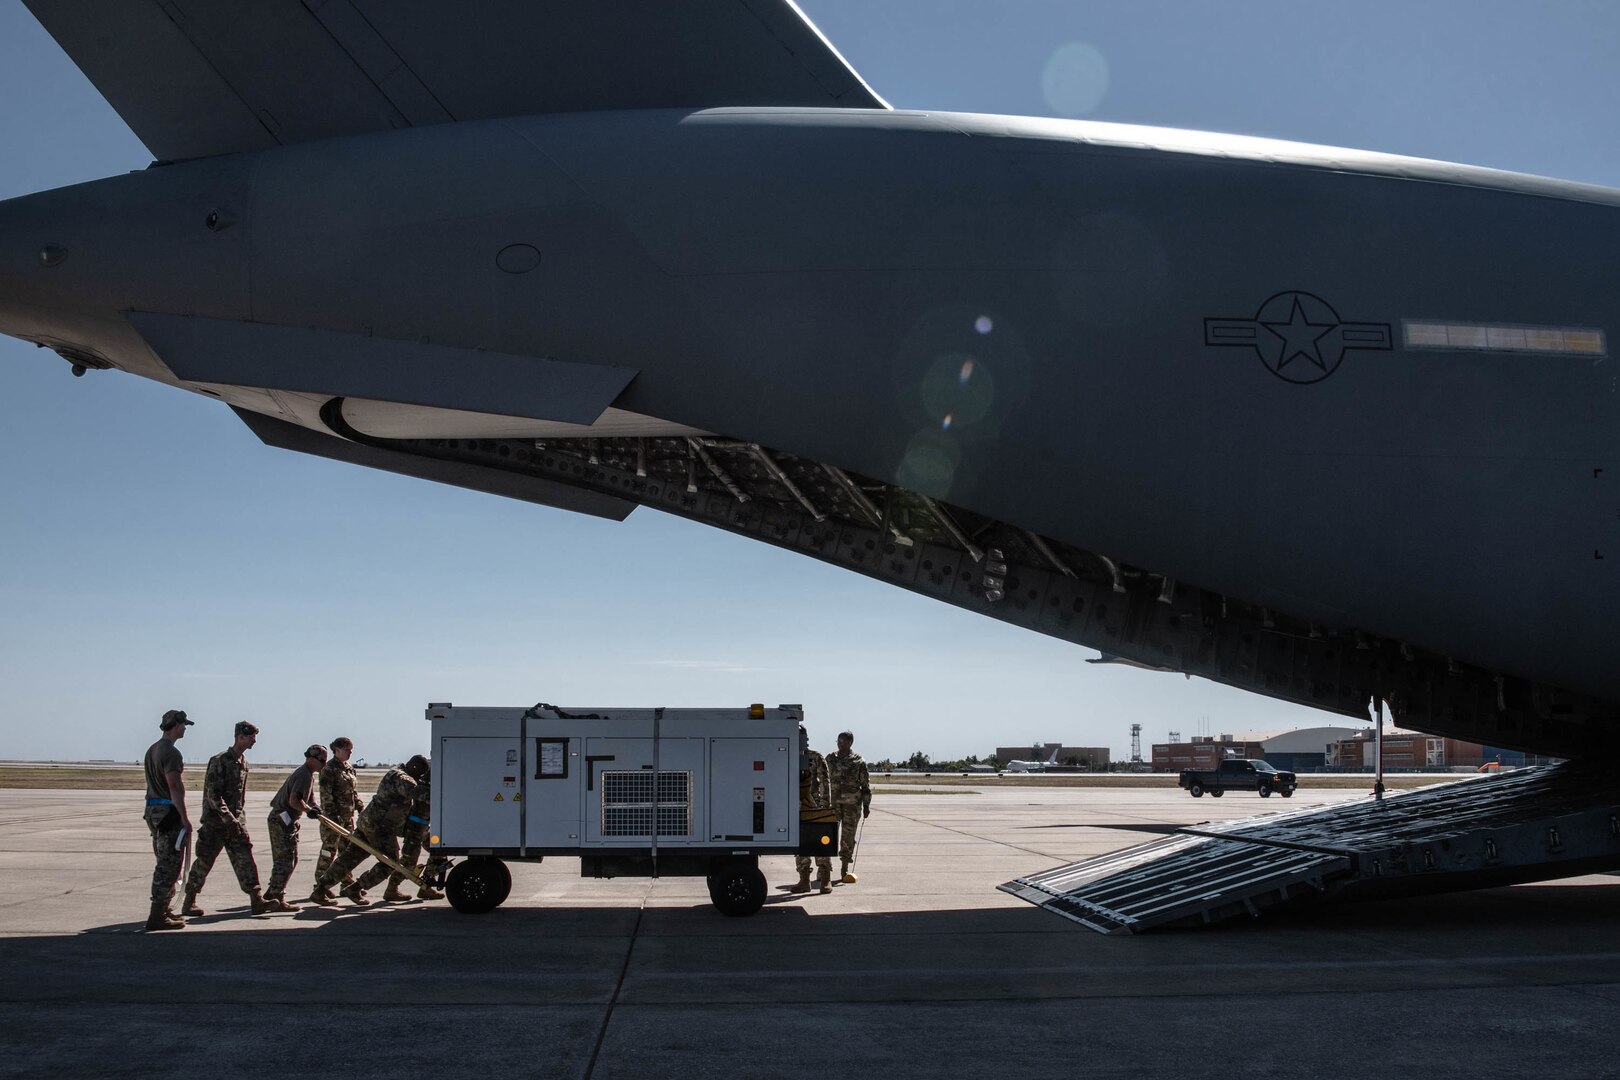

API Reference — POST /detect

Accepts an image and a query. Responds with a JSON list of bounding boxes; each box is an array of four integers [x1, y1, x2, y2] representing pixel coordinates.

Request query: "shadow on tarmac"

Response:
[[4, 884, 1620, 1078]]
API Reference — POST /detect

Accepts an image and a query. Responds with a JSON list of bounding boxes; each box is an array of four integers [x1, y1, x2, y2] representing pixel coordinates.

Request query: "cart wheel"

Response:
[[709, 861, 766, 917], [1188, 783, 1204, 798], [1209, 788, 1223, 798], [446, 857, 507, 914], [492, 859, 513, 906]]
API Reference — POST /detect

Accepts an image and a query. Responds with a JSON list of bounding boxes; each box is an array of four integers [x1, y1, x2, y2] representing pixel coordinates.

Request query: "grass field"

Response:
[[872, 771, 1453, 790], [0, 763, 387, 793], [0, 762, 1457, 793]]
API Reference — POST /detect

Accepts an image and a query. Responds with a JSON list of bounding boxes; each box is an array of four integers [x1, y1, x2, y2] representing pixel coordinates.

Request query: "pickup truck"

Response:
[[1179, 759, 1297, 798]]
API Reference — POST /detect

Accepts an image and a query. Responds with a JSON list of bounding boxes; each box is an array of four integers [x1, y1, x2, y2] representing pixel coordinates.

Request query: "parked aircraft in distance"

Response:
[[1004, 747, 1063, 773], [4, 2, 1617, 761]]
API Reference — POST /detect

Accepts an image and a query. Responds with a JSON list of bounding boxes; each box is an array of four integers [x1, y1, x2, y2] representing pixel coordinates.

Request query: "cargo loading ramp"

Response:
[[1001, 761, 1620, 933]]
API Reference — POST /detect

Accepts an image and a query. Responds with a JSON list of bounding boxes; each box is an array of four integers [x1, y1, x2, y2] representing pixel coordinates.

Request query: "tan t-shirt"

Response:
[[269, 763, 316, 817], [144, 739, 183, 802]]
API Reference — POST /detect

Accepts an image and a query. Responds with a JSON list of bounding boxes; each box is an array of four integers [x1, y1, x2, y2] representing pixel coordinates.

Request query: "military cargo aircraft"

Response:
[[2, 1, 1616, 767]]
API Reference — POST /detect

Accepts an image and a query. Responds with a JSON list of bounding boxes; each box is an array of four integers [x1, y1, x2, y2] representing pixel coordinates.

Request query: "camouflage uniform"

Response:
[[388, 790, 447, 895], [315, 766, 426, 893], [826, 748, 871, 862], [795, 747, 833, 880], [316, 756, 364, 887], [183, 749, 260, 898], [265, 761, 319, 899], [142, 737, 186, 906]]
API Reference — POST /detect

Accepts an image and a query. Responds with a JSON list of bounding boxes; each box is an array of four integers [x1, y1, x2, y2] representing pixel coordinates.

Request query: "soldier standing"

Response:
[[181, 721, 272, 917], [384, 783, 446, 902], [316, 736, 365, 892], [310, 755, 430, 907], [264, 745, 326, 906], [787, 726, 833, 894], [141, 709, 193, 931], [825, 730, 871, 884]]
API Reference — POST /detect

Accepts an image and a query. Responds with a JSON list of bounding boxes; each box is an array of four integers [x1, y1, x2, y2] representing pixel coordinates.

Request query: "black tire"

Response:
[[1258, 785, 1272, 798], [1209, 788, 1224, 798], [492, 859, 513, 905], [1188, 783, 1204, 798], [1280, 787, 1295, 798], [446, 858, 507, 914], [709, 861, 766, 917]]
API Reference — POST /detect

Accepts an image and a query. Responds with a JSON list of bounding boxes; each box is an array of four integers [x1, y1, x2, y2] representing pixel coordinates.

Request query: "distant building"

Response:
[[1151, 726, 1367, 773], [1327, 731, 1489, 769]]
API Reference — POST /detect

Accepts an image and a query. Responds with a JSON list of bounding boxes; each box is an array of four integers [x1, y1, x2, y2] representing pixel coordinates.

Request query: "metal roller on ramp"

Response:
[[1001, 761, 1620, 933]]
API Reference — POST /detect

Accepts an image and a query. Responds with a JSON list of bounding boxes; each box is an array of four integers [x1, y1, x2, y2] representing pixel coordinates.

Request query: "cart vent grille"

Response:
[[602, 770, 692, 836]]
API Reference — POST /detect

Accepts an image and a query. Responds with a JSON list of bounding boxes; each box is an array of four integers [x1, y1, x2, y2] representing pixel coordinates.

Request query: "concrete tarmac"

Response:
[[2, 784, 1617, 1079]]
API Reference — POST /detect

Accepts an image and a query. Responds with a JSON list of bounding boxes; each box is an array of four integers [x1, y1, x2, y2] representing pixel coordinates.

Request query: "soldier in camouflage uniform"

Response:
[[826, 730, 871, 883], [787, 726, 833, 894], [384, 784, 446, 902], [316, 736, 365, 890], [181, 721, 271, 917], [310, 755, 430, 907], [141, 709, 193, 931], [265, 745, 327, 904]]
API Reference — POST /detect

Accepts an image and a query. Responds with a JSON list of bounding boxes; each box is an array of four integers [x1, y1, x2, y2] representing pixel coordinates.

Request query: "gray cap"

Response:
[[159, 709, 193, 730]]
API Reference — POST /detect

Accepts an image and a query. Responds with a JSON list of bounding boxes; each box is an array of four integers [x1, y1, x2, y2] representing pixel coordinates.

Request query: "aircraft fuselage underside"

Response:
[[241, 404, 1619, 760], [4, 107, 1619, 757]]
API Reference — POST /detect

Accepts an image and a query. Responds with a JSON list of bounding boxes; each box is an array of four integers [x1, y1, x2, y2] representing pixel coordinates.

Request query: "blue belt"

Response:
[[146, 798, 173, 805], [407, 815, 427, 824]]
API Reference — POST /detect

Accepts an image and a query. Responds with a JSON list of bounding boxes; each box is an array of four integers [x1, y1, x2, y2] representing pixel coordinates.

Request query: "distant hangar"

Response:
[[1152, 726, 1533, 772]]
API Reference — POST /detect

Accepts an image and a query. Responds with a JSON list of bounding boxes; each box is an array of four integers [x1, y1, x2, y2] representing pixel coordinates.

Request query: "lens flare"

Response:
[[975, 315, 993, 335], [1041, 42, 1110, 117]]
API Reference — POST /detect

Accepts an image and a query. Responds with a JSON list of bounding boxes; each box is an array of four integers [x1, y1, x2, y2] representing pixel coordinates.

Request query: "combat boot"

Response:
[[146, 902, 184, 931], [382, 884, 418, 903], [267, 896, 300, 913], [248, 889, 272, 916], [788, 869, 812, 894], [817, 870, 833, 894], [340, 883, 372, 907], [308, 887, 339, 908], [841, 859, 858, 884], [179, 888, 204, 917], [417, 884, 444, 901]]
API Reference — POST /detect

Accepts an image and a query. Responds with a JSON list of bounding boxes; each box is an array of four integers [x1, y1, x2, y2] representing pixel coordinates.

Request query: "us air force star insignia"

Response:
[[1204, 291, 1392, 384]]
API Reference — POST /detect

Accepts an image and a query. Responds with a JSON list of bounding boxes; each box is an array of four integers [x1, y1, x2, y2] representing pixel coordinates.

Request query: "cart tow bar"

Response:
[[315, 814, 430, 888]]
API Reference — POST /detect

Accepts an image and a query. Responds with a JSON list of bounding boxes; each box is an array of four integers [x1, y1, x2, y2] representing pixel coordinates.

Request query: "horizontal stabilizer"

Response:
[[130, 313, 635, 427], [25, 0, 886, 162], [233, 407, 634, 522]]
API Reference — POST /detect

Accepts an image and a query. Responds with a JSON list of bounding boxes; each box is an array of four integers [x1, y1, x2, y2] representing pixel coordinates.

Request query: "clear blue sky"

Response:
[[2, 1, 1617, 765]]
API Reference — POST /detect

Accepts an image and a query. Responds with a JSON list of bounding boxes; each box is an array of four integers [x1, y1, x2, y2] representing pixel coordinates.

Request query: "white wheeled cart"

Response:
[[426, 702, 837, 916]]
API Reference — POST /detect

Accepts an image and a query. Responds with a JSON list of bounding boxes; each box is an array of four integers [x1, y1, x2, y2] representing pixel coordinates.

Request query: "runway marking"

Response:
[[627, 952, 1620, 981], [870, 806, 1068, 861], [584, 880, 652, 1080]]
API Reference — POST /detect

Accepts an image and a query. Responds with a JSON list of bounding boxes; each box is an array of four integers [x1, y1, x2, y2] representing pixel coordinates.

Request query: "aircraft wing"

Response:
[[23, 0, 887, 162]]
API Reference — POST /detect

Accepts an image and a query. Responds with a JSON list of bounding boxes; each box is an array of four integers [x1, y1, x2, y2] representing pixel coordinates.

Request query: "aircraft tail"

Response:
[[24, 0, 888, 162]]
